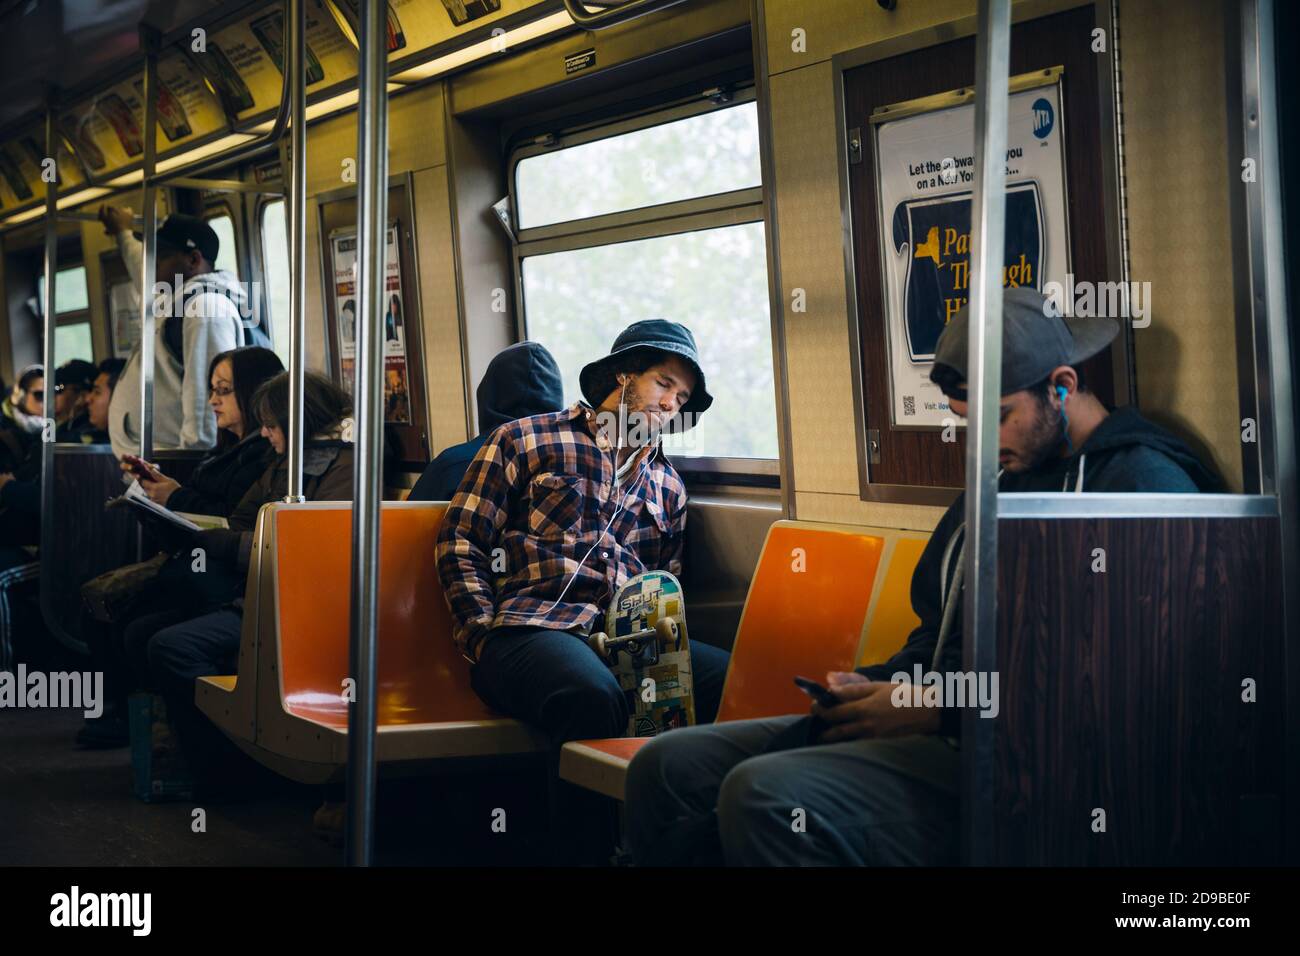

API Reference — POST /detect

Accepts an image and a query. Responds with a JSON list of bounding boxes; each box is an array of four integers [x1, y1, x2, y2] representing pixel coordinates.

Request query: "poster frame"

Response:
[[868, 66, 1072, 432]]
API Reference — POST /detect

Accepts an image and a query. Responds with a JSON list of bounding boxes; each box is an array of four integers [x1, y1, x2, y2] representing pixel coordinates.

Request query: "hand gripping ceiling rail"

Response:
[[36, 0, 304, 649]]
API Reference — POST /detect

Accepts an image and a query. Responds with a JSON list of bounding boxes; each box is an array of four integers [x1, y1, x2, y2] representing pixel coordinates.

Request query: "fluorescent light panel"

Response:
[[392, 10, 575, 83]]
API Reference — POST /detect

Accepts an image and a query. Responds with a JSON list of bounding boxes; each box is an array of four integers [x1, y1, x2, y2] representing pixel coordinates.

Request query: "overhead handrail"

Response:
[[54, 3, 295, 196], [346, 0, 390, 868], [561, 0, 689, 30]]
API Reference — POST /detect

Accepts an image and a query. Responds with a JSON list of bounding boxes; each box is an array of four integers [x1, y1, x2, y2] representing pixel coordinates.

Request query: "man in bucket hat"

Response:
[[435, 320, 730, 859], [623, 288, 1219, 867]]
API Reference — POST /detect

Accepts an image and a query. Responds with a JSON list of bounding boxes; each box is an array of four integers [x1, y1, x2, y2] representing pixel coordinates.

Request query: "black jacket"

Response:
[[410, 341, 563, 501], [166, 432, 274, 518], [858, 406, 1221, 737]]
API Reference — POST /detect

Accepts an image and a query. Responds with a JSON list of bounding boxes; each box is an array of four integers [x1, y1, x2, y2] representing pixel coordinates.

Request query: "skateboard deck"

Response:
[[589, 570, 695, 736]]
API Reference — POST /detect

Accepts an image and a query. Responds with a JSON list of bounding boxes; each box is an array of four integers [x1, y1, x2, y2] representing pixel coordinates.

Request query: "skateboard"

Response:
[[587, 570, 695, 737]]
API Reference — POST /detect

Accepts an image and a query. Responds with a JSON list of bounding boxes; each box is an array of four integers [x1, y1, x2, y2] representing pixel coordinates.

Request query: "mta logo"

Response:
[[1032, 97, 1054, 139]]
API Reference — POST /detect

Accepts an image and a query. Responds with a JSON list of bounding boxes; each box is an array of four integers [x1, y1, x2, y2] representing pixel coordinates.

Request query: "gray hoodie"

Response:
[[107, 230, 246, 458]]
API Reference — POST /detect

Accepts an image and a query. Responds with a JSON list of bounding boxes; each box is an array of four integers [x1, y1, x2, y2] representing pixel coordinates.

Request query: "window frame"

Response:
[[36, 264, 91, 320], [253, 193, 289, 358], [203, 201, 243, 281], [509, 88, 777, 480]]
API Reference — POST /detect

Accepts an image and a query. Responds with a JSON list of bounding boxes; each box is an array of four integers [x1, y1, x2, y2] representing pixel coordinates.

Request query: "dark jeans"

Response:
[[146, 608, 244, 782], [83, 589, 223, 714], [471, 625, 731, 864], [470, 625, 731, 742], [625, 715, 961, 866]]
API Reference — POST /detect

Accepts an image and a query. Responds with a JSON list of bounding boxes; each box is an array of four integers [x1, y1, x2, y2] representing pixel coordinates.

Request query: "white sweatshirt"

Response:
[[107, 231, 246, 458]]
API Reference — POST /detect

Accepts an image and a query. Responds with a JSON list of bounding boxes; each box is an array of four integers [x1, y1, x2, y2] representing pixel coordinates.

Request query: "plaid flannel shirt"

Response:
[[435, 402, 687, 658]]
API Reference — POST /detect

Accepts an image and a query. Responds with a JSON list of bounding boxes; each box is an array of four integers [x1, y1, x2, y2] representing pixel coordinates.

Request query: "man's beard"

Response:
[[621, 403, 666, 447], [1004, 399, 1066, 473]]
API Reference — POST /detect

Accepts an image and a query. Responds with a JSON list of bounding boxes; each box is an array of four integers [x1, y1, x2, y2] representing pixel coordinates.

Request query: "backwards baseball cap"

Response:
[[55, 359, 98, 392], [133, 213, 220, 263], [930, 286, 1118, 399]]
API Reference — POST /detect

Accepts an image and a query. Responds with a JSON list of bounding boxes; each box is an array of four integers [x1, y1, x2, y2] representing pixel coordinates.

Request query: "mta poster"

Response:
[[872, 79, 1070, 427]]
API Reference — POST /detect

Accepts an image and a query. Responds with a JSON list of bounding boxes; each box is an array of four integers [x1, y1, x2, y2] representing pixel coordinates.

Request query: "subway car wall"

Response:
[[0, 0, 1294, 903]]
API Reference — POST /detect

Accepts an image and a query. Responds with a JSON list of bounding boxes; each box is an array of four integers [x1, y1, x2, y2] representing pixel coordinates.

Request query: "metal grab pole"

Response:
[[345, 0, 389, 867], [138, 34, 160, 460], [1241, 0, 1298, 863], [961, 0, 1011, 866], [39, 104, 58, 543], [286, 0, 307, 501]]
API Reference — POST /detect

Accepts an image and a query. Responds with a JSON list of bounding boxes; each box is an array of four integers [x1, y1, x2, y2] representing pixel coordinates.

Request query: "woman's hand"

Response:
[[141, 474, 181, 506]]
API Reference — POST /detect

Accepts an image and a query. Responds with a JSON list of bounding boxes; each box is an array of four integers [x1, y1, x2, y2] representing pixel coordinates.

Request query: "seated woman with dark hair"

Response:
[[143, 370, 355, 789], [126, 346, 286, 514], [76, 347, 284, 748]]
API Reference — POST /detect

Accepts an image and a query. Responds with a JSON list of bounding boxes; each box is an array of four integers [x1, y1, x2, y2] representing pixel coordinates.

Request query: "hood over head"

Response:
[[476, 341, 564, 435]]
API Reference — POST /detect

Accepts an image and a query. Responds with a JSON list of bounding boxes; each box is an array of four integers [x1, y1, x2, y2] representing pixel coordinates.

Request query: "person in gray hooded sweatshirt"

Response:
[[623, 287, 1219, 867], [409, 341, 564, 502], [99, 207, 248, 457]]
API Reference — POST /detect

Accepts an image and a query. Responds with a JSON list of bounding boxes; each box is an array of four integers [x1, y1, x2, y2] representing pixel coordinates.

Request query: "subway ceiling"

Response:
[[0, 0, 229, 132]]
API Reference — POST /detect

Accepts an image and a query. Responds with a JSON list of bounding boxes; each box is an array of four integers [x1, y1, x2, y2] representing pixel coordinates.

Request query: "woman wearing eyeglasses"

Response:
[[124, 346, 285, 515], [77, 347, 283, 749]]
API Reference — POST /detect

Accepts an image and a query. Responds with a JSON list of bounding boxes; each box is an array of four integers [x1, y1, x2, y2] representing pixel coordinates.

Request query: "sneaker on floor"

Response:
[[313, 800, 345, 847]]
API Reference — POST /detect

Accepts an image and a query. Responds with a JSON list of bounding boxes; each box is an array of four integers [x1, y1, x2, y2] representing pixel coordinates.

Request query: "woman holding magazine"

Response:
[[142, 371, 356, 795], [76, 347, 284, 749]]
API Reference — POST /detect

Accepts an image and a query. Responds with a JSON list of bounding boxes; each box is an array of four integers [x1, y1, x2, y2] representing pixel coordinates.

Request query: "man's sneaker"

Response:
[[313, 800, 345, 847]]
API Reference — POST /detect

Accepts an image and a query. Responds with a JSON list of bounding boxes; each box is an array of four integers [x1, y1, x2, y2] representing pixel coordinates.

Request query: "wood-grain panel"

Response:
[[994, 516, 1283, 864], [43, 450, 140, 644]]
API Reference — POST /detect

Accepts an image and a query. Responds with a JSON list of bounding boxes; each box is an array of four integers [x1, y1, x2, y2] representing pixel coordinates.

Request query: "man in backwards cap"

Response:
[[99, 206, 248, 457], [624, 287, 1219, 867], [436, 320, 731, 741]]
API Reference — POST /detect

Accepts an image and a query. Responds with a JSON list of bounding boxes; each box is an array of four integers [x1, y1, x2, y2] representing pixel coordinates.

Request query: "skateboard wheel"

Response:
[[654, 618, 679, 648], [588, 632, 611, 659]]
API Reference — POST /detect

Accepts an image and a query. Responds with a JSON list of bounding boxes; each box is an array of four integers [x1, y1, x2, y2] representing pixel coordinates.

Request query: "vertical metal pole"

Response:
[[39, 105, 58, 532], [1241, 0, 1298, 863], [286, 0, 307, 501], [346, 0, 388, 867], [961, 0, 1011, 866], [138, 34, 160, 460]]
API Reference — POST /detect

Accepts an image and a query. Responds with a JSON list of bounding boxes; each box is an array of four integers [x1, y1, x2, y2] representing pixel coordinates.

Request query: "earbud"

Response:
[[1056, 384, 1073, 455]]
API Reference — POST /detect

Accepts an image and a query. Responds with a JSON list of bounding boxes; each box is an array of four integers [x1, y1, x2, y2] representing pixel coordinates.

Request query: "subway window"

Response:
[[207, 211, 240, 279], [259, 199, 291, 363], [514, 97, 777, 466], [515, 101, 762, 229], [54, 322, 93, 363], [36, 265, 90, 315]]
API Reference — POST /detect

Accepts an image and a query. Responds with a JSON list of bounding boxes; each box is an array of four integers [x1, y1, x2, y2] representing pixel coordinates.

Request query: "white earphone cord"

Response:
[[537, 378, 651, 620]]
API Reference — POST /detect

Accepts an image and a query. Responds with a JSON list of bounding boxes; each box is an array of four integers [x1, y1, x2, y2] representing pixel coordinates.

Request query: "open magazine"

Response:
[[108, 480, 229, 532]]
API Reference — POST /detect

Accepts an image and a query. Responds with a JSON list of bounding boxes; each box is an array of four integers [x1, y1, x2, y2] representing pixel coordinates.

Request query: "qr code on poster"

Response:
[[903, 395, 916, 416]]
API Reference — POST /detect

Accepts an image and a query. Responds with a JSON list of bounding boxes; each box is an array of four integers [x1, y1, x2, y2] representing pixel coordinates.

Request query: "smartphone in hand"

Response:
[[794, 675, 841, 708], [121, 455, 157, 481]]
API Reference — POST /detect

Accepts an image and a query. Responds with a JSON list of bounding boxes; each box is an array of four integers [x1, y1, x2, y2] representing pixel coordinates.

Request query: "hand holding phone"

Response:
[[794, 675, 841, 708], [121, 455, 160, 481]]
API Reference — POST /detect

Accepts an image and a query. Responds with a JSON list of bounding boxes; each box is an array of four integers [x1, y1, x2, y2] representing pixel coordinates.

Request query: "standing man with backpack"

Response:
[[99, 206, 258, 458]]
